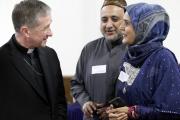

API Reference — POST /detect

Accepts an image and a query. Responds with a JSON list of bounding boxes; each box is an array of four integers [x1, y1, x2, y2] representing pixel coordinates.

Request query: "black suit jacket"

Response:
[[0, 35, 67, 120]]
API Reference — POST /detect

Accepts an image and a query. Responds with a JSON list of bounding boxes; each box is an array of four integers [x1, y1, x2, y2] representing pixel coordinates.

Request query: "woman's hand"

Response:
[[107, 106, 129, 120], [82, 101, 97, 118]]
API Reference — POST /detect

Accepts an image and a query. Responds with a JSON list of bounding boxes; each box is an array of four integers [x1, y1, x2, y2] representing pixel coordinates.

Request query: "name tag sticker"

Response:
[[91, 65, 106, 74], [118, 71, 129, 82]]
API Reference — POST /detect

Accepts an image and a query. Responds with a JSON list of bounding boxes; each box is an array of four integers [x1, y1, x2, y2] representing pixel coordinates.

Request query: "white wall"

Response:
[[0, 0, 179, 75]]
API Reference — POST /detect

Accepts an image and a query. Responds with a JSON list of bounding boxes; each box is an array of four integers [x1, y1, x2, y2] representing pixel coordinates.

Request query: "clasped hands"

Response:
[[82, 101, 128, 120]]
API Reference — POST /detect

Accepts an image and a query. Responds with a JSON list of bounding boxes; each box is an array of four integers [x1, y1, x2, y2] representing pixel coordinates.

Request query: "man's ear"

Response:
[[20, 25, 30, 37]]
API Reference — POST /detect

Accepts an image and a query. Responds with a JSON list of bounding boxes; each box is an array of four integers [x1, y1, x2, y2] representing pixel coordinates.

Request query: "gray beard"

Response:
[[106, 32, 123, 42]]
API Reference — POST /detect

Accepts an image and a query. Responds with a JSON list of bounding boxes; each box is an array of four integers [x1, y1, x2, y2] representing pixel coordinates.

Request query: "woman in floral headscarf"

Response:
[[107, 3, 180, 120]]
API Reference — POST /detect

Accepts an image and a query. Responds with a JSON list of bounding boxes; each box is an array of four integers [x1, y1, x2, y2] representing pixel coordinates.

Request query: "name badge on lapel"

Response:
[[91, 65, 106, 74], [118, 71, 129, 82]]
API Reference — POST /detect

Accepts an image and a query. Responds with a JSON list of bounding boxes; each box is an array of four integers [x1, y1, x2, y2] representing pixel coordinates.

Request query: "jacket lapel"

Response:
[[9, 40, 49, 103], [38, 48, 55, 107]]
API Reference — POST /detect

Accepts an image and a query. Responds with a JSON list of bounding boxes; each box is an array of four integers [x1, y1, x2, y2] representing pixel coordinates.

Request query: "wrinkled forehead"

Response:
[[101, 5, 124, 17]]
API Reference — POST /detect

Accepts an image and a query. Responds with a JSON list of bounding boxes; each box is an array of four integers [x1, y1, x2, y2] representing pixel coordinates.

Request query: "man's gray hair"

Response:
[[12, 0, 51, 32]]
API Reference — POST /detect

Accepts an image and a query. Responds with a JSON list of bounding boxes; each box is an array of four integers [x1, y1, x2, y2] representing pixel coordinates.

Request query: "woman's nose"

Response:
[[119, 21, 125, 31]]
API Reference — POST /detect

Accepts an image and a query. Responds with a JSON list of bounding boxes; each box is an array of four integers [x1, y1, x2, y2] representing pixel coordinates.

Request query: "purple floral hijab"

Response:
[[124, 3, 170, 67], [117, 3, 180, 119]]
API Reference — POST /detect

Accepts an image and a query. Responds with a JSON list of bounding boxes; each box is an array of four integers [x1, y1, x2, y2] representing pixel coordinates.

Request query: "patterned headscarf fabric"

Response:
[[117, 3, 180, 119], [124, 3, 170, 67]]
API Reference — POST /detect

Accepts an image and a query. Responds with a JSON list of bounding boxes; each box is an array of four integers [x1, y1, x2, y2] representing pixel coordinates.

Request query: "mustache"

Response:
[[105, 28, 114, 32]]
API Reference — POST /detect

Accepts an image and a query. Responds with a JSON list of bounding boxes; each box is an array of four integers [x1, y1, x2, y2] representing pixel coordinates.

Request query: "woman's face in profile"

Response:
[[120, 12, 136, 45]]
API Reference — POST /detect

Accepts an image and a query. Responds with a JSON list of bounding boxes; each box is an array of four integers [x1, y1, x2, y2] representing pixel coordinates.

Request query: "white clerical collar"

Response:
[[27, 48, 34, 54]]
